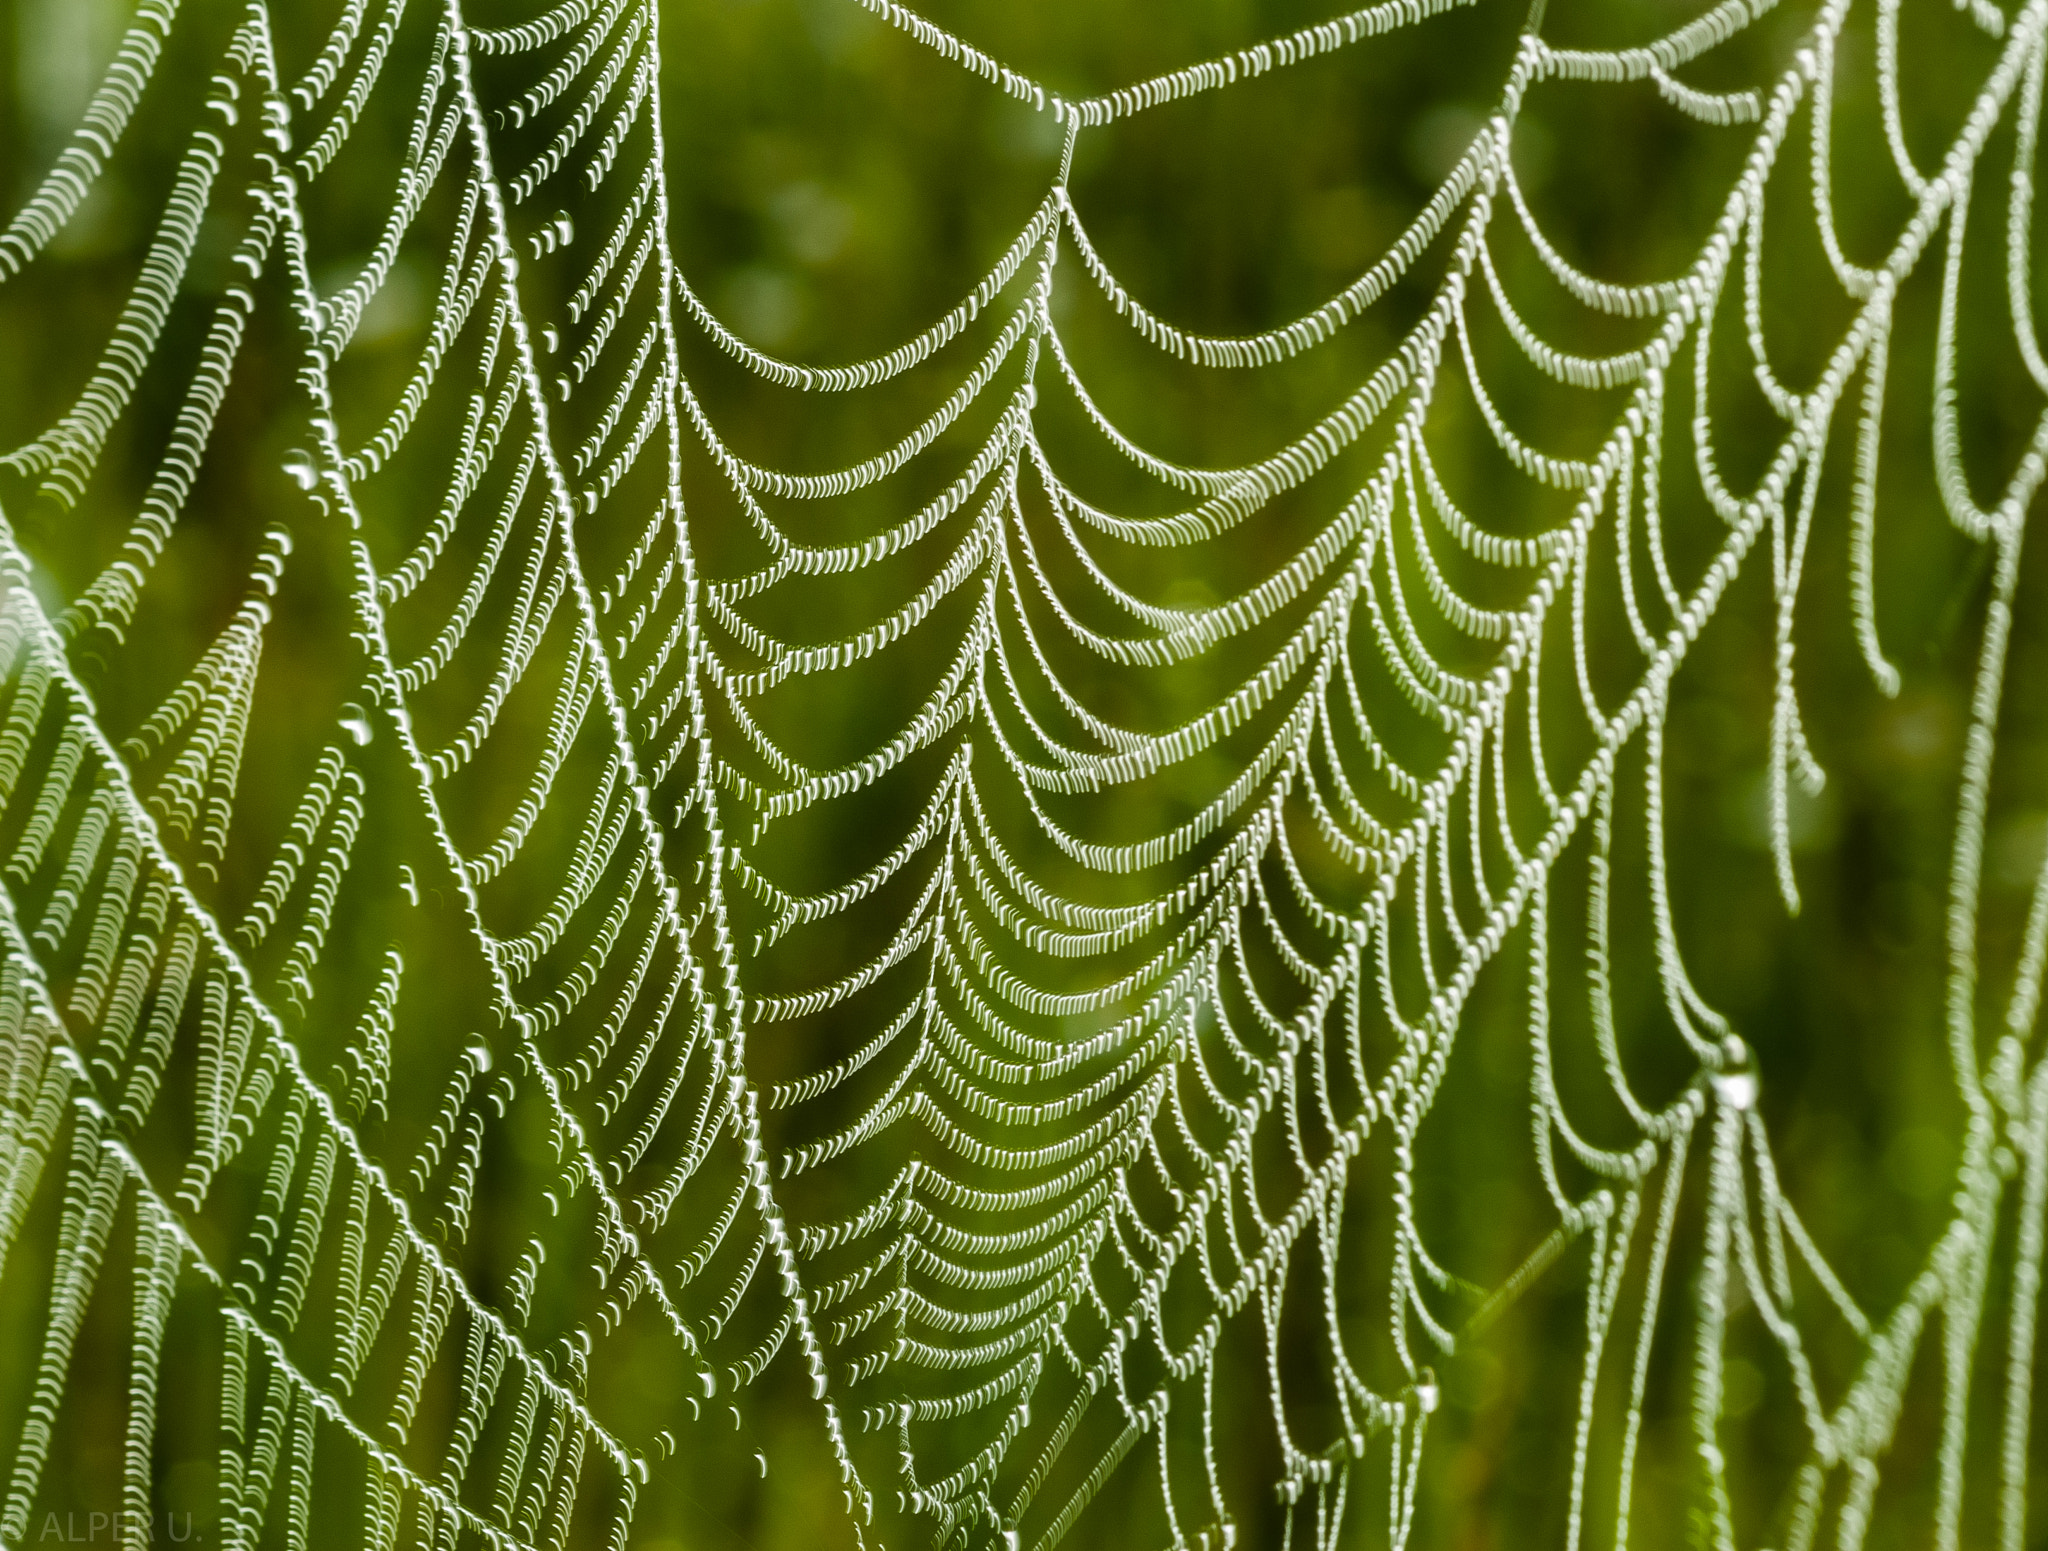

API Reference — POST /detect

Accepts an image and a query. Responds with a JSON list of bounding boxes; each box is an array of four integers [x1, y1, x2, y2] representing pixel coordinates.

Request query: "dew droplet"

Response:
[[1711, 1034, 1758, 1110], [1414, 1368, 1439, 1414], [283, 451, 318, 491], [1712, 1070, 1758, 1110]]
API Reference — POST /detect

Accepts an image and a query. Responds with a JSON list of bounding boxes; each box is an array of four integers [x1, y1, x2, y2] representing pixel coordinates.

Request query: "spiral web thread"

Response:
[[0, 0, 2043, 1547]]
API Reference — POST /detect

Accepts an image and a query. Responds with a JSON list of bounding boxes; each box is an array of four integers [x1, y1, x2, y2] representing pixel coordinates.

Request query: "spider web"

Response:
[[0, 0, 2043, 1547]]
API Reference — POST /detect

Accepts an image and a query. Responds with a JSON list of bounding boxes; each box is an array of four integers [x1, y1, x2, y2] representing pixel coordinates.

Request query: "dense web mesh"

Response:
[[0, 0, 2043, 1547]]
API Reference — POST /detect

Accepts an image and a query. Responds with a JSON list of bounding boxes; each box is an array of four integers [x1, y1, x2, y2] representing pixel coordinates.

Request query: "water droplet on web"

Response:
[[1712, 1070, 1757, 1109], [1711, 1034, 1758, 1110], [340, 712, 373, 746], [283, 451, 318, 491], [1414, 1369, 1439, 1414]]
